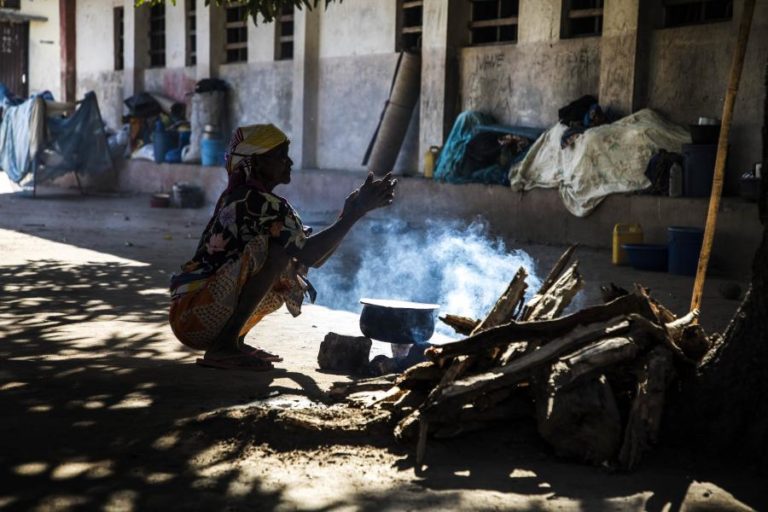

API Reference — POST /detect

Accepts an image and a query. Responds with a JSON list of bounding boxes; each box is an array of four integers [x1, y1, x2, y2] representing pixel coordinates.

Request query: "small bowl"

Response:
[[150, 193, 171, 208]]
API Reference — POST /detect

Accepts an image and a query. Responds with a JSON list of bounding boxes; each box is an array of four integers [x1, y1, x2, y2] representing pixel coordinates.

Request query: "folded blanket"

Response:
[[509, 109, 691, 217]]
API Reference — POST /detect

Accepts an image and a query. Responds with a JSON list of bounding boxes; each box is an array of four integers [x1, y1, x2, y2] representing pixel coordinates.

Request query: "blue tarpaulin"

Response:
[[433, 111, 544, 185], [0, 86, 112, 185]]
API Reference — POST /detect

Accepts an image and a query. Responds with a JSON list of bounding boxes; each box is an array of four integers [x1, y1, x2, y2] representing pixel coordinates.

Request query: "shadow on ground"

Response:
[[0, 259, 322, 510]]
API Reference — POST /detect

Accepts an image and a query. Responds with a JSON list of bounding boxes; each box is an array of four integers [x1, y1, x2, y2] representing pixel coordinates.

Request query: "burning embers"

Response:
[[329, 246, 710, 470]]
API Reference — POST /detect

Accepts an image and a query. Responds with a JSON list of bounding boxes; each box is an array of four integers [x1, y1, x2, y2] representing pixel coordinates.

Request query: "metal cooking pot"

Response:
[[359, 298, 440, 344]]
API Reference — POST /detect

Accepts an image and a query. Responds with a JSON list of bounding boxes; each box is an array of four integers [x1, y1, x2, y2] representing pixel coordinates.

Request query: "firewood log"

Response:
[[439, 314, 480, 335], [549, 332, 648, 391], [537, 374, 623, 465], [395, 361, 443, 389], [471, 267, 528, 335], [422, 318, 632, 419], [618, 346, 675, 470], [521, 262, 584, 322], [520, 245, 577, 320], [426, 292, 658, 362], [394, 410, 421, 442]]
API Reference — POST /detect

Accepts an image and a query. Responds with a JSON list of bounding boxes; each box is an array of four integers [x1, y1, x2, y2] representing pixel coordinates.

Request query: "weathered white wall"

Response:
[[165, 0, 187, 68], [75, 0, 123, 130], [314, 0, 418, 172], [143, 67, 196, 103], [248, 18, 276, 63], [460, 40, 601, 128], [642, 0, 767, 193], [318, 0, 396, 58], [20, 0, 61, 99], [459, 0, 602, 128], [219, 61, 294, 139]]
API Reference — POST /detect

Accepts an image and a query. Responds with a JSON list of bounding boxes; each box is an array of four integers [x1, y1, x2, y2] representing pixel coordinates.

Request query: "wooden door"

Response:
[[0, 21, 29, 98]]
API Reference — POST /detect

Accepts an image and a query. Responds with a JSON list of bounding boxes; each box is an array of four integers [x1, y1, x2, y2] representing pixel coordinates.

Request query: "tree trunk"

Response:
[[681, 59, 768, 468]]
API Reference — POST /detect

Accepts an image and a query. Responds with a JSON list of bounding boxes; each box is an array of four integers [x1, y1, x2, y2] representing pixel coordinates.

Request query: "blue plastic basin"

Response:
[[622, 244, 669, 272]]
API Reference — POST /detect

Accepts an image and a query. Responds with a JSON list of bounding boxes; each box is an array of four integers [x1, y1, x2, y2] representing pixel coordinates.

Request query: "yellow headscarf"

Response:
[[225, 124, 288, 175]]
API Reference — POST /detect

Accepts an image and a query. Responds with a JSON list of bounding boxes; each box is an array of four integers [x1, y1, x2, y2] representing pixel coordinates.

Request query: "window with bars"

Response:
[[561, 0, 603, 38], [1, 1, 21, 9], [275, 4, 294, 60], [187, 0, 196, 66], [662, 0, 732, 27], [469, 0, 519, 46], [398, 0, 423, 52], [225, 3, 248, 63], [114, 7, 124, 71], [148, 3, 166, 68]]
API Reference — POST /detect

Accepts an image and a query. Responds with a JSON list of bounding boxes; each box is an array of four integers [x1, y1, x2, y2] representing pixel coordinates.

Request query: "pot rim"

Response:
[[360, 298, 440, 310]]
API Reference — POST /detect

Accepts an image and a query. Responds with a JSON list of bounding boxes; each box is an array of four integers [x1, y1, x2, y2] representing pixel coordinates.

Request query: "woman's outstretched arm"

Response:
[[295, 172, 396, 268]]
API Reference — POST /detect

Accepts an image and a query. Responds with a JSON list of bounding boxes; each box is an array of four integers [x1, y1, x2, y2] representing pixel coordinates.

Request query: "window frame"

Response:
[[468, 0, 520, 47], [186, 0, 196, 67], [397, 0, 423, 53], [148, 3, 166, 68], [275, 3, 294, 61], [114, 6, 124, 71], [661, 0, 733, 28], [561, 0, 604, 39], [224, 3, 248, 63]]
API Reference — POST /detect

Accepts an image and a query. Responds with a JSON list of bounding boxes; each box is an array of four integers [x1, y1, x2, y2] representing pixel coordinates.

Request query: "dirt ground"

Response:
[[0, 187, 765, 512]]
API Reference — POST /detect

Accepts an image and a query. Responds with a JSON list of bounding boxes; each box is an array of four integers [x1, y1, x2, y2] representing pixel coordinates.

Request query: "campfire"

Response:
[[328, 246, 710, 470]]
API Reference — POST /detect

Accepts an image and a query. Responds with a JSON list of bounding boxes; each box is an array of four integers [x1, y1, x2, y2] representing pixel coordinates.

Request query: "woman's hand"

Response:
[[343, 172, 397, 219]]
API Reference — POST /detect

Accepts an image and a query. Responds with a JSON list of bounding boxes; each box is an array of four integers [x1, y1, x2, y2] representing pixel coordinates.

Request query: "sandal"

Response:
[[196, 353, 274, 372], [248, 347, 284, 363]]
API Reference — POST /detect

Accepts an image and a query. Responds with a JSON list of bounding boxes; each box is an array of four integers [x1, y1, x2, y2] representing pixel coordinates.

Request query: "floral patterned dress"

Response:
[[168, 186, 312, 350]]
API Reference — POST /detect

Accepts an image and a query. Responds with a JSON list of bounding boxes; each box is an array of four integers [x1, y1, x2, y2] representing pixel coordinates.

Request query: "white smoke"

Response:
[[310, 218, 541, 337]]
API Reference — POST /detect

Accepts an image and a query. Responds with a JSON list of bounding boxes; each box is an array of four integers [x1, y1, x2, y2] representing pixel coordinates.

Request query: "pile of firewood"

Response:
[[330, 246, 710, 470]]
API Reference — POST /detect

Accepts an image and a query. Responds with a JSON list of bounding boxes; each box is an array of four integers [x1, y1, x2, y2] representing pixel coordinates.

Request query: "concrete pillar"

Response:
[[165, 0, 187, 68], [419, 0, 469, 172], [517, 0, 560, 43], [598, 0, 641, 116], [248, 19, 275, 63], [290, 7, 319, 169], [123, 0, 149, 99], [59, 0, 76, 103], [195, 0, 224, 79]]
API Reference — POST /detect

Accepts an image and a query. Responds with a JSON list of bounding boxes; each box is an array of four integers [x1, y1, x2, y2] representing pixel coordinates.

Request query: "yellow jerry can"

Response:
[[613, 224, 644, 265]]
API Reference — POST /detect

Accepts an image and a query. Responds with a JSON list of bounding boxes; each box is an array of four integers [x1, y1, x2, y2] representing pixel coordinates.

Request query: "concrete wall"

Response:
[[318, 0, 396, 58], [143, 67, 196, 103], [218, 61, 294, 139], [20, 0, 61, 100], [641, 0, 768, 193], [75, 0, 123, 130], [460, 39, 601, 127], [314, 1, 418, 173]]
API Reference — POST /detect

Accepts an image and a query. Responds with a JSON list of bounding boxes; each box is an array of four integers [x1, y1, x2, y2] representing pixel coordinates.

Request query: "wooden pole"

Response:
[[690, 0, 756, 313]]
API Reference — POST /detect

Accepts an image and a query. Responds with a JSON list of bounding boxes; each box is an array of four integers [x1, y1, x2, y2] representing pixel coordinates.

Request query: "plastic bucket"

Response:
[[682, 144, 717, 197], [668, 226, 704, 276], [153, 131, 176, 164], [201, 138, 225, 167], [622, 244, 668, 272]]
